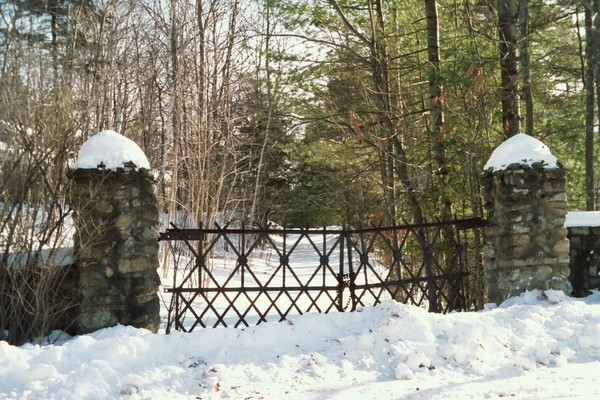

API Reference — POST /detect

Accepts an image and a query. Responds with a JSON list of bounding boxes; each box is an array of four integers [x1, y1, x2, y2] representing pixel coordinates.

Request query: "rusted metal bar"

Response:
[[157, 217, 487, 241]]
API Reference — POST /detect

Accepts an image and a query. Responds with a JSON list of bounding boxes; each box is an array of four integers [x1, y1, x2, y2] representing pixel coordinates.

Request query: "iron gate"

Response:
[[159, 217, 485, 332]]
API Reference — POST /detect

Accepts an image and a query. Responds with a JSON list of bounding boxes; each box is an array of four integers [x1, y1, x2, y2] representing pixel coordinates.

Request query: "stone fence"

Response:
[[481, 133, 598, 304], [15, 131, 599, 338], [62, 131, 600, 331]]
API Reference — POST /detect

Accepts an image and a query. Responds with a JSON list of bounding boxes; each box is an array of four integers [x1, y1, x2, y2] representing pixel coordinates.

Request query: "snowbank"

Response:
[[74, 130, 150, 170], [6, 247, 73, 269], [1, 290, 599, 399]]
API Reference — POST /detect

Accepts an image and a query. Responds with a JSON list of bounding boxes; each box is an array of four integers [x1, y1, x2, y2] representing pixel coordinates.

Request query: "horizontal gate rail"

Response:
[[158, 217, 485, 240], [159, 217, 486, 332]]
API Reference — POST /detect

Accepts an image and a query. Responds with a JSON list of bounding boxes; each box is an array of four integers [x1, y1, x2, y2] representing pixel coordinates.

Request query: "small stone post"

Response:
[[481, 134, 572, 304], [565, 212, 600, 296], [69, 131, 160, 333]]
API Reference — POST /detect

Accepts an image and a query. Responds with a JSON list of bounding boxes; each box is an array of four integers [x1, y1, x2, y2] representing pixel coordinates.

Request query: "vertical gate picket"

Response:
[[454, 222, 466, 310], [344, 228, 356, 312], [337, 229, 345, 312], [165, 240, 177, 334], [196, 223, 203, 289]]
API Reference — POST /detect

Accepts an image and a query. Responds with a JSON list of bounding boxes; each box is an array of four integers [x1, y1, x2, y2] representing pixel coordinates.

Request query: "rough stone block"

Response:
[[141, 227, 159, 240], [534, 265, 553, 278], [143, 244, 160, 256], [78, 269, 111, 291], [548, 193, 567, 202], [129, 297, 160, 332], [94, 200, 114, 214], [118, 257, 151, 274], [115, 214, 133, 230], [548, 275, 572, 293], [557, 255, 570, 265], [568, 227, 591, 236], [78, 310, 116, 333], [133, 293, 159, 305], [130, 198, 142, 207], [104, 265, 115, 278], [514, 234, 530, 246], [512, 225, 530, 234], [79, 247, 110, 260], [552, 239, 569, 255]]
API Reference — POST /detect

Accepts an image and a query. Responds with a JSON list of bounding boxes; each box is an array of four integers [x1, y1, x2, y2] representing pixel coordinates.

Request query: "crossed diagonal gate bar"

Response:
[[159, 218, 485, 333]]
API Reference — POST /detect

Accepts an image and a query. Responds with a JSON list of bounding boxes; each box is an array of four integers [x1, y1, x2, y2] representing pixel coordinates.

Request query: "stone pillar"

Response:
[[69, 159, 160, 334], [481, 137, 572, 304]]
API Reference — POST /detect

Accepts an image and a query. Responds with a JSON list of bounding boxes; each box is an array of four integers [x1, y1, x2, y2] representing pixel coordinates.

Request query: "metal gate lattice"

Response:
[[159, 218, 485, 332]]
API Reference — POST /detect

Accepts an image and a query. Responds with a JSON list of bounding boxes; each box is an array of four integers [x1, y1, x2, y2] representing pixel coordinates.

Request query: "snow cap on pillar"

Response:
[[483, 133, 559, 172], [74, 130, 150, 170]]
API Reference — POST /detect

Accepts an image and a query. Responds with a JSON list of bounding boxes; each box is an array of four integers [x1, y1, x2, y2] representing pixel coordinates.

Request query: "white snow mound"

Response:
[[484, 133, 558, 172], [74, 130, 150, 170]]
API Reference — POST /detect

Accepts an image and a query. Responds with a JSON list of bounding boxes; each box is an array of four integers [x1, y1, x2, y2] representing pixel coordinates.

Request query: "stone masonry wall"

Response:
[[69, 168, 160, 334], [567, 226, 600, 297], [481, 165, 572, 304]]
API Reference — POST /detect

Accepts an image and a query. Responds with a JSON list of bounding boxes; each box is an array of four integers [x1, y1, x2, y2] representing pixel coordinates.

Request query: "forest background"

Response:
[[1, 0, 598, 247]]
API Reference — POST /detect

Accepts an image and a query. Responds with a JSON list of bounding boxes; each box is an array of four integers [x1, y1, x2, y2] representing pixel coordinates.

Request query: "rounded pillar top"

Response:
[[74, 130, 150, 171], [484, 133, 559, 173]]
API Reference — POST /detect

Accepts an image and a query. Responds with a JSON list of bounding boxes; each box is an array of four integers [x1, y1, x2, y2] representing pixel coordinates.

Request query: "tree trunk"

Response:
[[426, 0, 444, 144], [425, 0, 455, 312], [519, 0, 533, 136], [497, 0, 520, 137], [249, 0, 271, 226], [168, 0, 179, 215], [425, 0, 452, 213], [594, 0, 600, 208], [583, 5, 595, 210]]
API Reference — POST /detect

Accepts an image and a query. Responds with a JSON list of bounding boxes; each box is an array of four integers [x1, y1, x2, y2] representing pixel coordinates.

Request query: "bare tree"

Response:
[[0, 0, 97, 343]]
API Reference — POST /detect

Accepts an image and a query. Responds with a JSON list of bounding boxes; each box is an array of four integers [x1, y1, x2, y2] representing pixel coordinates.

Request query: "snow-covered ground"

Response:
[[1, 289, 600, 399]]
